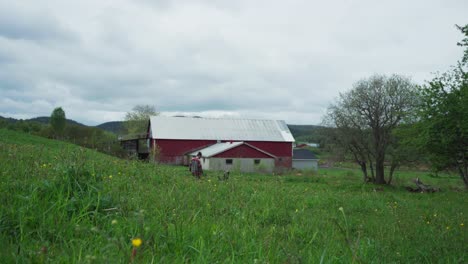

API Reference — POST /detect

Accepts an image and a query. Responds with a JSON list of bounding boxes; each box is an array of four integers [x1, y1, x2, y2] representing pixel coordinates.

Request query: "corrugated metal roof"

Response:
[[189, 142, 244, 157], [149, 116, 295, 142], [293, 149, 319, 160]]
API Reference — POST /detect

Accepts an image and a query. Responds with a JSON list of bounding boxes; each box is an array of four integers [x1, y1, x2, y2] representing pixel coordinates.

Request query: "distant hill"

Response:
[[0, 116, 19, 123], [27, 116, 86, 127], [96, 121, 125, 134], [0, 115, 124, 135], [0, 115, 86, 126]]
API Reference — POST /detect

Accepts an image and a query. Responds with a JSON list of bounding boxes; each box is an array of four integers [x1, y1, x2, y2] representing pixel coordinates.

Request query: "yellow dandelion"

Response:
[[132, 238, 142, 247], [109, 175, 113, 179], [461, 223, 464, 227]]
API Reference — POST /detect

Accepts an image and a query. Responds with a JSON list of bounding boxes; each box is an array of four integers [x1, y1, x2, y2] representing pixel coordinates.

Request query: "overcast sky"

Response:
[[0, 0, 466, 125]]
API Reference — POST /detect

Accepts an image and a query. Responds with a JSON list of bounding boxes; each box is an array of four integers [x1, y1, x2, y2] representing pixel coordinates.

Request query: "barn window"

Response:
[[254, 159, 261, 165], [225, 159, 233, 165]]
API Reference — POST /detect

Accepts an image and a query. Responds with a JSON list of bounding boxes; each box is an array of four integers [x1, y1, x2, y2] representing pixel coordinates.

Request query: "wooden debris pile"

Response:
[[406, 178, 440, 193]]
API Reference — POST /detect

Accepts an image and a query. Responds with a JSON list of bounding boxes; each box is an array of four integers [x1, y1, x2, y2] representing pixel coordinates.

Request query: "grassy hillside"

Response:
[[0, 129, 466, 263]]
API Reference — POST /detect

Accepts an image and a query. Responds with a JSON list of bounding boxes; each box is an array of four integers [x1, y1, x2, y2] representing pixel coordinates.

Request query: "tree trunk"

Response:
[[369, 161, 375, 181], [373, 127, 386, 184], [359, 161, 368, 182], [457, 164, 468, 189], [388, 162, 398, 185], [375, 155, 386, 184]]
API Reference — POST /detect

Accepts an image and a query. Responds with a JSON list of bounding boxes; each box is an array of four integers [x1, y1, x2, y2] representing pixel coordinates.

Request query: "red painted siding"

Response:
[[247, 141, 292, 157], [248, 142, 293, 168], [153, 139, 293, 167], [214, 144, 273, 158], [155, 139, 216, 164]]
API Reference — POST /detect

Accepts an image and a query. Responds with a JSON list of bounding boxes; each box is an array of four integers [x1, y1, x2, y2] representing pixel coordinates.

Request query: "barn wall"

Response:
[[274, 157, 292, 168], [153, 139, 293, 168], [208, 158, 274, 173], [201, 158, 210, 170], [121, 140, 138, 155], [155, 139, 216, 164], [214, 144, 273, 159], [247, 141, 292, 157], [248, 141, 293, 168]]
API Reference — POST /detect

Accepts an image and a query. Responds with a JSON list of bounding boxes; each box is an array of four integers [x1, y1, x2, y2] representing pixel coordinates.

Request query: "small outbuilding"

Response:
[[189, 141, 276, 173], [292, 149, 319, 170], [118, 133, 149, 159]]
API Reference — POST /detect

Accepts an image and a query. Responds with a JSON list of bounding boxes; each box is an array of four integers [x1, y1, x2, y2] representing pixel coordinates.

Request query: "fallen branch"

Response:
[[406, 178, 440, 193]]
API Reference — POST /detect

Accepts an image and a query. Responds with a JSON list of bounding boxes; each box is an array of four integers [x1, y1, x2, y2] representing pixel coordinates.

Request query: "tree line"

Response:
[[0, 107, 127, 158]]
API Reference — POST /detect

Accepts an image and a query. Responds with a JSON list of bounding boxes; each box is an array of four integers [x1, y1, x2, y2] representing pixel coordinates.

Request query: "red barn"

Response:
[[147, 116, 295, 169]]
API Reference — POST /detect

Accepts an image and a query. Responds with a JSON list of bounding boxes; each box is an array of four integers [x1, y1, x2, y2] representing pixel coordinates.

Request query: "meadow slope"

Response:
[[0, 129, 466, 263]]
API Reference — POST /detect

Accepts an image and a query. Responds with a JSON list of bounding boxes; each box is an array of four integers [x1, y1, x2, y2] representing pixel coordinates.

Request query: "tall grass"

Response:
[[0, 129, 466, 263]]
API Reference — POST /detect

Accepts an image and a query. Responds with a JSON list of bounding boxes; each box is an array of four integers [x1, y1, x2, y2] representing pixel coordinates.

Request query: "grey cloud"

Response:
[[0, 0, 467, 125], [0, 3, 75, 42]]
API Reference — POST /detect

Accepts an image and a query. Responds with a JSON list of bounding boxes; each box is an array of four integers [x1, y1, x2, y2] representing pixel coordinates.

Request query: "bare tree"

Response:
[[324, 104, 373, 182], [124, 105, 159, 135], [324, 74, 418, 184]]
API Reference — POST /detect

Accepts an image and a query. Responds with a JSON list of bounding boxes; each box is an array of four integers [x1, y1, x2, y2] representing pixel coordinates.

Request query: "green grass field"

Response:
[[0, 129, 466, 263]]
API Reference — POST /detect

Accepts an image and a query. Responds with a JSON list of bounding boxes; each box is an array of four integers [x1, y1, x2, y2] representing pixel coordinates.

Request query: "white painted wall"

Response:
[[203, 158, 274, 173], [293, 159, 318, 170], [200, 157, 210, 170]]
